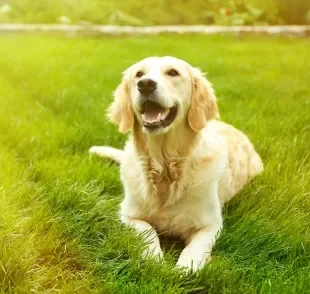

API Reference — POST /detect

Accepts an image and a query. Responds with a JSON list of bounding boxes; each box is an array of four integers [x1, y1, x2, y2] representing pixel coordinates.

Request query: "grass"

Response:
[[0, 34, 309, 293]]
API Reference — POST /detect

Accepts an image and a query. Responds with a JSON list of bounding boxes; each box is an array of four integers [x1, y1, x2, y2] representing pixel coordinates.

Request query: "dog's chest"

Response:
[[146, 157, 185, 203], [121, 147, 215, 238]]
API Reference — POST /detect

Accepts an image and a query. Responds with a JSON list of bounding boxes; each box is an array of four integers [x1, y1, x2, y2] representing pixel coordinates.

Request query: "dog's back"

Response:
[[206, 120, 263, 204]]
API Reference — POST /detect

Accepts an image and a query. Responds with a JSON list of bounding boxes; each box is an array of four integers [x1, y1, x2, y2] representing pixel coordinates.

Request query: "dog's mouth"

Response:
[[141, 101, 177, 131]]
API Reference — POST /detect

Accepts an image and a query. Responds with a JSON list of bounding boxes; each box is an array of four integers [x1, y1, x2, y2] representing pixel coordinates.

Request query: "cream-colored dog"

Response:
[[90, 56, 263, 272]]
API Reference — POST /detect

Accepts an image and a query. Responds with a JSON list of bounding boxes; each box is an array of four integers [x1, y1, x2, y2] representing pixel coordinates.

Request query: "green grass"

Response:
[[0, 34, 309, 293]]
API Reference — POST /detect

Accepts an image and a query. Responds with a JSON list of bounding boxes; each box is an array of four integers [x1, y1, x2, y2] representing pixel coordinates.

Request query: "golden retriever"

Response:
[[89, 56, 263, 272]]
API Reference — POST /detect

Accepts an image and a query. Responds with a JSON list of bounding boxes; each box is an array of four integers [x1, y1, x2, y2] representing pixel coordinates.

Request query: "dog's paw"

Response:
[[176, 249, 211, 274], [142, 245, 164, 261]]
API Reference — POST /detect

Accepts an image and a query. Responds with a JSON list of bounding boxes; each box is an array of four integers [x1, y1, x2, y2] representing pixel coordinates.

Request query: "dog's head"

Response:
[[108, 56, 218, 134]]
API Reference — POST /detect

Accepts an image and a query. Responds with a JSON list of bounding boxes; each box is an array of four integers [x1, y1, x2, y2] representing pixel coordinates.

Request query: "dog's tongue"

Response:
[[143, 101, 167, 122]]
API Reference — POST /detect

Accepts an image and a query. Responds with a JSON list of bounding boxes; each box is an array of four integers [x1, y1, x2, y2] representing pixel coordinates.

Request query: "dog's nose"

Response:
[[137, 79, 157, 95]]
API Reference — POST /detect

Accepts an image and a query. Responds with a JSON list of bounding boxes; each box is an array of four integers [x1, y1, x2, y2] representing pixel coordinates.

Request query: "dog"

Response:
[[89, 56, 263, 272]]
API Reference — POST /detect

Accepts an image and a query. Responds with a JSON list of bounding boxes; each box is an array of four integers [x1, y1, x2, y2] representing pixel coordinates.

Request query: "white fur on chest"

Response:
[[119, 137, 226, 239]]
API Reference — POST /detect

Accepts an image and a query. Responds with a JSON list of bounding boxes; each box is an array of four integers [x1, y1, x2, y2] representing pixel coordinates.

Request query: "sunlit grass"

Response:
[[0, 34, 309, 293]]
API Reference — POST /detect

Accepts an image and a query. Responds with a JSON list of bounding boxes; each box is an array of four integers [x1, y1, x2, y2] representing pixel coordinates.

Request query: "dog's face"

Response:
[[108, 56, 218, 134], [128, 56, 193, 134]]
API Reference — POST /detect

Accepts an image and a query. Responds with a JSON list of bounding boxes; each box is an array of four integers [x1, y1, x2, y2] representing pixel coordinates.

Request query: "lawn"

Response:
[[0, 34, 309, 293]]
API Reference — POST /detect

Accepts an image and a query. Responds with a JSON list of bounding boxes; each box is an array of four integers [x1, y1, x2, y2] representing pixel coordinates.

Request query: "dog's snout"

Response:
[[137, 79, 157, 95]]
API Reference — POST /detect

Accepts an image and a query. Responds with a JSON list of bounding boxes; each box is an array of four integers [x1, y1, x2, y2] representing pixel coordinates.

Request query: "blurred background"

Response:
[[0, 0, 309, 26]]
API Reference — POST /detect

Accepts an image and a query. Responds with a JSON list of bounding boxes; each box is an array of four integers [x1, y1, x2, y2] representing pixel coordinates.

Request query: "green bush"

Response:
[[0, 0, 309, 25], [277, 0, 310, 24]]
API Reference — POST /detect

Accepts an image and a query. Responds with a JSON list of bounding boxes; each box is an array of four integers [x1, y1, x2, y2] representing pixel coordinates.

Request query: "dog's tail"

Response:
[[89, 146, 124, 164]]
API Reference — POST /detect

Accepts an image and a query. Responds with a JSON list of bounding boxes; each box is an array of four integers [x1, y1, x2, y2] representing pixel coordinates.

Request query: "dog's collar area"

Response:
[[141, 100, 177, 130]]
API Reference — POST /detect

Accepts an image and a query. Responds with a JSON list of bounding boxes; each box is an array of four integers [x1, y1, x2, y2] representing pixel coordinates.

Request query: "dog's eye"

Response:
[[136, 71, 144, 78], [167, 69, 179, 77]]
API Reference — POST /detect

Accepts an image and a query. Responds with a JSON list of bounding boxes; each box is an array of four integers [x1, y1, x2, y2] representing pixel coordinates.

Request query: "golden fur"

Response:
[[90, 56, 263, 272]]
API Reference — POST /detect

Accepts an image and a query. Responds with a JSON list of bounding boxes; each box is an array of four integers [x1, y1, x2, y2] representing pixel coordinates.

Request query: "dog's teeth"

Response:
[[160, 109, 170, 120], [142, 114, 145, 120], [157, 113, 161, 121]]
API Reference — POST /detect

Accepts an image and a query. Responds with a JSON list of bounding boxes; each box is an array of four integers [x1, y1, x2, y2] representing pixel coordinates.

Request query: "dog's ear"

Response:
[[188, 68, 219, 132], [107, 76, 134, 134]]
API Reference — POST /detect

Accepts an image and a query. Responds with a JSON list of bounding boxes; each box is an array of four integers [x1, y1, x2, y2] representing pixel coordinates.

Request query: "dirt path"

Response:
[[0, 24, 309, 36]]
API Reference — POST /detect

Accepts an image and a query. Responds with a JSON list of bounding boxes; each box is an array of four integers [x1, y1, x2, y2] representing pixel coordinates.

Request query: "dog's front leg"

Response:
[[176, 186, 223, 272], [176, 226, 221, 272], [122, 216, 163, 259]]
